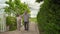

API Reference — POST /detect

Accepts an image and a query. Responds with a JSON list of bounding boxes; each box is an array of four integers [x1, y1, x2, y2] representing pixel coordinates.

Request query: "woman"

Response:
[[16, 14, 22, 31]]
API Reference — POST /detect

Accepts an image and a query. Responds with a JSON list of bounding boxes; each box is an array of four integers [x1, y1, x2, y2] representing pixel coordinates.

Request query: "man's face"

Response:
[[25, 11, 27, 14]]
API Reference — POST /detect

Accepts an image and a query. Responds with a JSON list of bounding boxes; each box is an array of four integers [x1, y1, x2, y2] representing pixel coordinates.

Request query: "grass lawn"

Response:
[[29, 18, 37, 22]]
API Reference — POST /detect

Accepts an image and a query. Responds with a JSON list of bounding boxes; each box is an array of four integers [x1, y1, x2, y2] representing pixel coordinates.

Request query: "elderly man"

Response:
[[23, 11, 30, 31]]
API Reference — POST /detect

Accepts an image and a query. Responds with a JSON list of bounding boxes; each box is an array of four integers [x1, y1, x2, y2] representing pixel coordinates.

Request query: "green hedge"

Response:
[[37, 0, 60, 34], [6, 16, 17, 31]]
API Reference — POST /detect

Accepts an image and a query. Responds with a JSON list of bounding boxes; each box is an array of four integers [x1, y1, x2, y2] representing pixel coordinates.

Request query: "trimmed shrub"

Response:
[[37, 0, 60, 34], [6, 16, 17, 31]]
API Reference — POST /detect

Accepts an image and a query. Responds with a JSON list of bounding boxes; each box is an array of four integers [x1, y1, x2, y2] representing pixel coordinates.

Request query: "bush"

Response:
[[6, 16, 17, 31], [37, 0, 60, 34]]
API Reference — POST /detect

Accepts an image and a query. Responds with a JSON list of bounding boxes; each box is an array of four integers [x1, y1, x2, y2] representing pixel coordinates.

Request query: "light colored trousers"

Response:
[[17, 20, 21, 31]]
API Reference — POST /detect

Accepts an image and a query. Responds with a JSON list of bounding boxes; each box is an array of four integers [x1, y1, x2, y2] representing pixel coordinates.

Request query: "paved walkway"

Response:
[[0, 22, 39, 34]]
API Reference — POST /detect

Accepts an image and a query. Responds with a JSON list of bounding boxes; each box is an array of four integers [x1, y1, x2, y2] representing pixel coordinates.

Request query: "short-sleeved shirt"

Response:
[[17, 16, 22, 22], [23, 14, 30, 22]]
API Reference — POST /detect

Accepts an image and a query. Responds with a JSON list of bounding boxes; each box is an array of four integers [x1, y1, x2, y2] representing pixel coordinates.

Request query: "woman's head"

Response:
[[16, 14, 20, 17]]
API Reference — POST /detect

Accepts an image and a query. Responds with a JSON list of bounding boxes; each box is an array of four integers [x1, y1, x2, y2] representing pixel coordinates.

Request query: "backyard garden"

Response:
[[0, 0, 60, 34]]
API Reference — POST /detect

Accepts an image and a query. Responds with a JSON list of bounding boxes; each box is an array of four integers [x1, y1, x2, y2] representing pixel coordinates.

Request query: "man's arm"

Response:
[[28, 14, 30, 18]]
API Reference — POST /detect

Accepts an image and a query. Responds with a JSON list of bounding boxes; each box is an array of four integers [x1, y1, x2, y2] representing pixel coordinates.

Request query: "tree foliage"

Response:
[[37, 0, 60, 34], [5, 0, 30, 16]]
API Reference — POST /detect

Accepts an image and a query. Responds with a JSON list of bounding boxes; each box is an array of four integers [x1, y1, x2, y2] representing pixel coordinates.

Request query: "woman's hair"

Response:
[[16, 14, 19, 17]]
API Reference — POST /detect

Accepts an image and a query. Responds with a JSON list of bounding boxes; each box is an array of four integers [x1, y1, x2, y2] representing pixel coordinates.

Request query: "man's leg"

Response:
[[19, 21, 21, 31], [26, 22, 29, 30], [24, 22, 27, 30]]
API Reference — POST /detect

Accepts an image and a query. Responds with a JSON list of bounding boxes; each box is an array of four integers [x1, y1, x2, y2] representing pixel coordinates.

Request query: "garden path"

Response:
[[0, 22, 39, 34]]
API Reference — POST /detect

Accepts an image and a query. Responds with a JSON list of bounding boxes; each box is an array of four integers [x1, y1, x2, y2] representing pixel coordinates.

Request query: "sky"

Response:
[[21, 0, 36, 3]]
